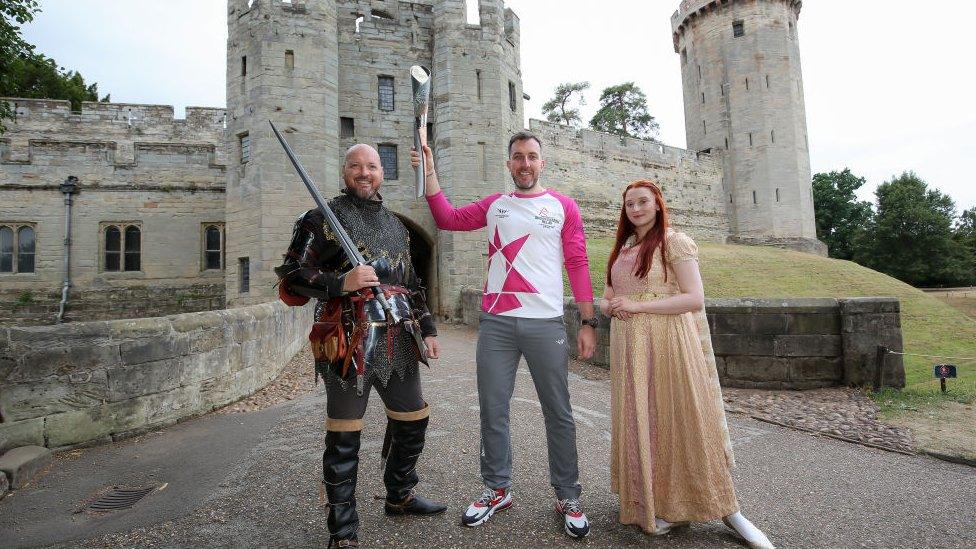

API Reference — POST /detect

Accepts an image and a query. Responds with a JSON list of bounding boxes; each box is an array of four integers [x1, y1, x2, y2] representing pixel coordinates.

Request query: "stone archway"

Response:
[[394, 214, 438, 316]]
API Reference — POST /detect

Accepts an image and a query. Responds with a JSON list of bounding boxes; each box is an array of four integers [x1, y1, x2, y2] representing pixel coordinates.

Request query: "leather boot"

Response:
[[383, 415, 447, 515], [323, 430, 361, 546]]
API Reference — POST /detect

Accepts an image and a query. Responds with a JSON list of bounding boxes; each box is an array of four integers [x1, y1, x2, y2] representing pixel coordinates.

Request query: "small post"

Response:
[[941, 378, 947, 394], [873, 345, 888, 392]]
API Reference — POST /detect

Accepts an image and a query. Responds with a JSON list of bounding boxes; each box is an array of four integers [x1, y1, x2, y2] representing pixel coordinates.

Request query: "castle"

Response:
[[0, 0, 820, 324]]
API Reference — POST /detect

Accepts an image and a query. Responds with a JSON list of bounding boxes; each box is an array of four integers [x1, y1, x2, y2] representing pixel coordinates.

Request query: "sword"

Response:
[[410, 65, 431, 199], [269, 120, 397, 347]]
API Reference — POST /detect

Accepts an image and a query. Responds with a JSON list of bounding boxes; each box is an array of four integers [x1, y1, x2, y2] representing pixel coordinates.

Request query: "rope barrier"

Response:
[[885, 350, 976, 363]]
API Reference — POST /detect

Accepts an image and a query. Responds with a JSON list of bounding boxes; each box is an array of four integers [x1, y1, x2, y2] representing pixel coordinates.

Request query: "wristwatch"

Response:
[[579, 316, 599, 329]]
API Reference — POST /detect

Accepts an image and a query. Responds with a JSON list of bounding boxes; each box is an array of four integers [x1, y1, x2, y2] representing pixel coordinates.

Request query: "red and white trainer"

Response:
[[461, 486, 513, 527], [556, 498, 590, 538]]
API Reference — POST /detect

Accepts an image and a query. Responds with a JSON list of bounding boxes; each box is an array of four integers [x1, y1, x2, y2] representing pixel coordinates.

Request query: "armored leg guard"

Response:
[[323, 423, 362, 546], [382, 406, 447, 515]]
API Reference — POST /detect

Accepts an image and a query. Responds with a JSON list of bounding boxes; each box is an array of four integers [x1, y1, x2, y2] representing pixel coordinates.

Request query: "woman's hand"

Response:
[[608, 296, 642, 320]]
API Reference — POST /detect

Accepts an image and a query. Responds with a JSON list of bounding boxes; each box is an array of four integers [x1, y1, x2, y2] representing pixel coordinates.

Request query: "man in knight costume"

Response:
[[276, 143, 446, 548]]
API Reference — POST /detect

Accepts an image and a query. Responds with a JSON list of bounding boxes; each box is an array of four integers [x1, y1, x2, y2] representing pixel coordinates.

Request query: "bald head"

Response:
[[344, 143, 380, 167], [342, 143, 384, 200]]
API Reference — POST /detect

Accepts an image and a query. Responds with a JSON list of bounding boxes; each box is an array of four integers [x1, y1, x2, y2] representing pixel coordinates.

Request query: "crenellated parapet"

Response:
[[671, 0, 802, 50], [529, 120, 729, 239], [0, 97, 227, 177]]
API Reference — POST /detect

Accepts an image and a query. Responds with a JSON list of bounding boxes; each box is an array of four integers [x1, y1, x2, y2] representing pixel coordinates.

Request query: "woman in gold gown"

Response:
[[600, 180, 773, 549]]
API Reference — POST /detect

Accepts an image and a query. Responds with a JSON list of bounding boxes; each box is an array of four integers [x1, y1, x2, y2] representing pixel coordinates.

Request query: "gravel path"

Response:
[[2, 325, 974, 549], [221, 332, 919, 455]]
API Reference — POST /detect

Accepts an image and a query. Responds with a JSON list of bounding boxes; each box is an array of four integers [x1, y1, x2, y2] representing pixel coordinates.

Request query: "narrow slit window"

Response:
[[748, 132, 753, 147], [241, 56, 247, 77], [702, 120, 707, 134], [240, 133, 250, 163], [509, 81, 517, 112], [340, 117, 355, 138], [776, 188, 781, 202], [285, 50, 294, 70], [771, 129, 775, 143], [765, 74, 770, 88], [724, 137, 729, 149], [753, 190, 758, 204], [378, 144, 398, 180], [239, 257, 250, 293], [701, 92, 705, 104], [476, 70, 483, 101], [745, 78, 750, 91], [733, 20, 744, 37], [378, 76, 395, 111]]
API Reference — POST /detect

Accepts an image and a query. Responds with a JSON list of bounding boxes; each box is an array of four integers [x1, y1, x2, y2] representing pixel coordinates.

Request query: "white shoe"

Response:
[[652, 517, 690, 535], [723, 513, 775, 549]]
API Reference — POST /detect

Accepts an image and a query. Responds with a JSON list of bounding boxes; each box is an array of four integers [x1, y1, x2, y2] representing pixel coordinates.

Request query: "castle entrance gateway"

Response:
[[395, 213, 438, 317]]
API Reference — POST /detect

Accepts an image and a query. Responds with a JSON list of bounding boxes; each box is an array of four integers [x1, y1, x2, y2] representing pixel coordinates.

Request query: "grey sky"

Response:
[[20, 0, 976, 212]]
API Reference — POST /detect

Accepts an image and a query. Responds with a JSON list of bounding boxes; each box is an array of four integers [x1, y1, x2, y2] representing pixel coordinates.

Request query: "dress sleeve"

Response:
[[665, 231, 699, 263]]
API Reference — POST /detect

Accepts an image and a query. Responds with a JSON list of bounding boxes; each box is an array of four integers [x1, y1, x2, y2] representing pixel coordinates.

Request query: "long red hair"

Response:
[[606, 180, 670, 287]]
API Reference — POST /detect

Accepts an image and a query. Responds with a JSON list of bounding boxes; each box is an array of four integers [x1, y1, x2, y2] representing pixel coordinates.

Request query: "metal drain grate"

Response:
[[87, 486, 157, 511]]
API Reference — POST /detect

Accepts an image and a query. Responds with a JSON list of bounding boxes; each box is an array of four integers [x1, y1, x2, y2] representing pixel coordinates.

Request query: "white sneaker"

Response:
[[461, 486, 512, 527], [555, 498, 590, 538]]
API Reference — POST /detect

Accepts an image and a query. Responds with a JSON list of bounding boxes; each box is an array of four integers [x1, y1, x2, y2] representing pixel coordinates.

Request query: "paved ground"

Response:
[[1, 324, 974, 548]]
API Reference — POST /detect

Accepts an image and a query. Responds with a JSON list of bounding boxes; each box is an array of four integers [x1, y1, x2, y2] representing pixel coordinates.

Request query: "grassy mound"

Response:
[[579, 237, 976, 404]]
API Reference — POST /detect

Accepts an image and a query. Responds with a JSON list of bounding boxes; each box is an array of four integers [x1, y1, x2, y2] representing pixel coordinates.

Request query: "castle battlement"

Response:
[[671, 0, 802, 49], [529, 119, 719, 169], [4, 98, 226, 130]]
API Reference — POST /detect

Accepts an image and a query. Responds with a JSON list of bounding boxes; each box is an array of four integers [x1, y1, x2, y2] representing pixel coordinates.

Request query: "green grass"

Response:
[[575, 238, 976, 407]]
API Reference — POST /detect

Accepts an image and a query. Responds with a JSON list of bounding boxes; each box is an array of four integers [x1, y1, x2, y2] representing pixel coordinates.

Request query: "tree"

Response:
[[0, 0, 39, 132], [853, 171, 974, 287], [0, 0, 109, 133], [541, 81, 589, 128], [955, 207, 976, 283], [812, 169, 873, 260], [589, 82, 659, 140], [4, 53, 107, 109]]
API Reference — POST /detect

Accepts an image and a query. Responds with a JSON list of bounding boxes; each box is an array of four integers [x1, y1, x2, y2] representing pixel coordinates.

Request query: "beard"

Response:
[[347, 178, 379, 201], [511, 173, 539, 191]]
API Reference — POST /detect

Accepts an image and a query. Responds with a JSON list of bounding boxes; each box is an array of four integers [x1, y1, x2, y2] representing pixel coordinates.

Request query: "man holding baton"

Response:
[[276, 141, 446, 549]]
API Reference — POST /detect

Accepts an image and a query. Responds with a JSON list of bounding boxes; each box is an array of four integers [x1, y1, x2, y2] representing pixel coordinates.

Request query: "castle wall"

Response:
[[530, 119, 730, 239], [0, 99, 227, 323]]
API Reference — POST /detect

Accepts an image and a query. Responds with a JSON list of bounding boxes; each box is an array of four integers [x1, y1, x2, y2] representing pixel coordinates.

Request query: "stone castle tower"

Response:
[[224, 0, 340, 306], [672, 0, 821, 252], [224, 0, 523, 312]]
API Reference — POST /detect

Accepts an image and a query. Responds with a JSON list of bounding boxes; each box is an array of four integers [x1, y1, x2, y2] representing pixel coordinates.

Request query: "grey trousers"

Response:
[[475, 312, 582, 500]]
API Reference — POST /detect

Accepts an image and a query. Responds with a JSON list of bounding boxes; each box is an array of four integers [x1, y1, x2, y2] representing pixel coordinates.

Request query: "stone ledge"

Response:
[[0, 301, 312, 450], [0, 445, 52, 490]]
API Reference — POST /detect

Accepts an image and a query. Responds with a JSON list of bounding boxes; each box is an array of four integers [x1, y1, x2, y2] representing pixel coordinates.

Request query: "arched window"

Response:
[[104, 226, 121, 271], [124, 225, 141, 271], [17, 226, 34, 273], [204, 225, 223, 270], [0, 226, 13, 273], [0, 224, 36, 274]]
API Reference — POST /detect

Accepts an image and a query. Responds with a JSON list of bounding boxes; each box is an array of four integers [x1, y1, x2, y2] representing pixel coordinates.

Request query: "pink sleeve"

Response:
[[556, 194, 594, 303], [425, 191, 499, 231]]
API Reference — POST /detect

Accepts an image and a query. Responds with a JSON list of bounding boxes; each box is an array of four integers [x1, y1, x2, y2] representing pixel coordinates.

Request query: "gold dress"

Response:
[[609, 230, 738, 532]]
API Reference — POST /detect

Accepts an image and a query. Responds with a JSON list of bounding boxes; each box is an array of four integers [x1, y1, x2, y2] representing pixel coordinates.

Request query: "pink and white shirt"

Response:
[[426, 189, 593, 318]]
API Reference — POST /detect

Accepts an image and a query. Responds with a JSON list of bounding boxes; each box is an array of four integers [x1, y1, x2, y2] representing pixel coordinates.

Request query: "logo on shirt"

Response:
[[534, 207, 559, 229]]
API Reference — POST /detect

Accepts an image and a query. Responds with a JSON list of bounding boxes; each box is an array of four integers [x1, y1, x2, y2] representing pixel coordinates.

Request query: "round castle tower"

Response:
[[672, 0, 823, 254]]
